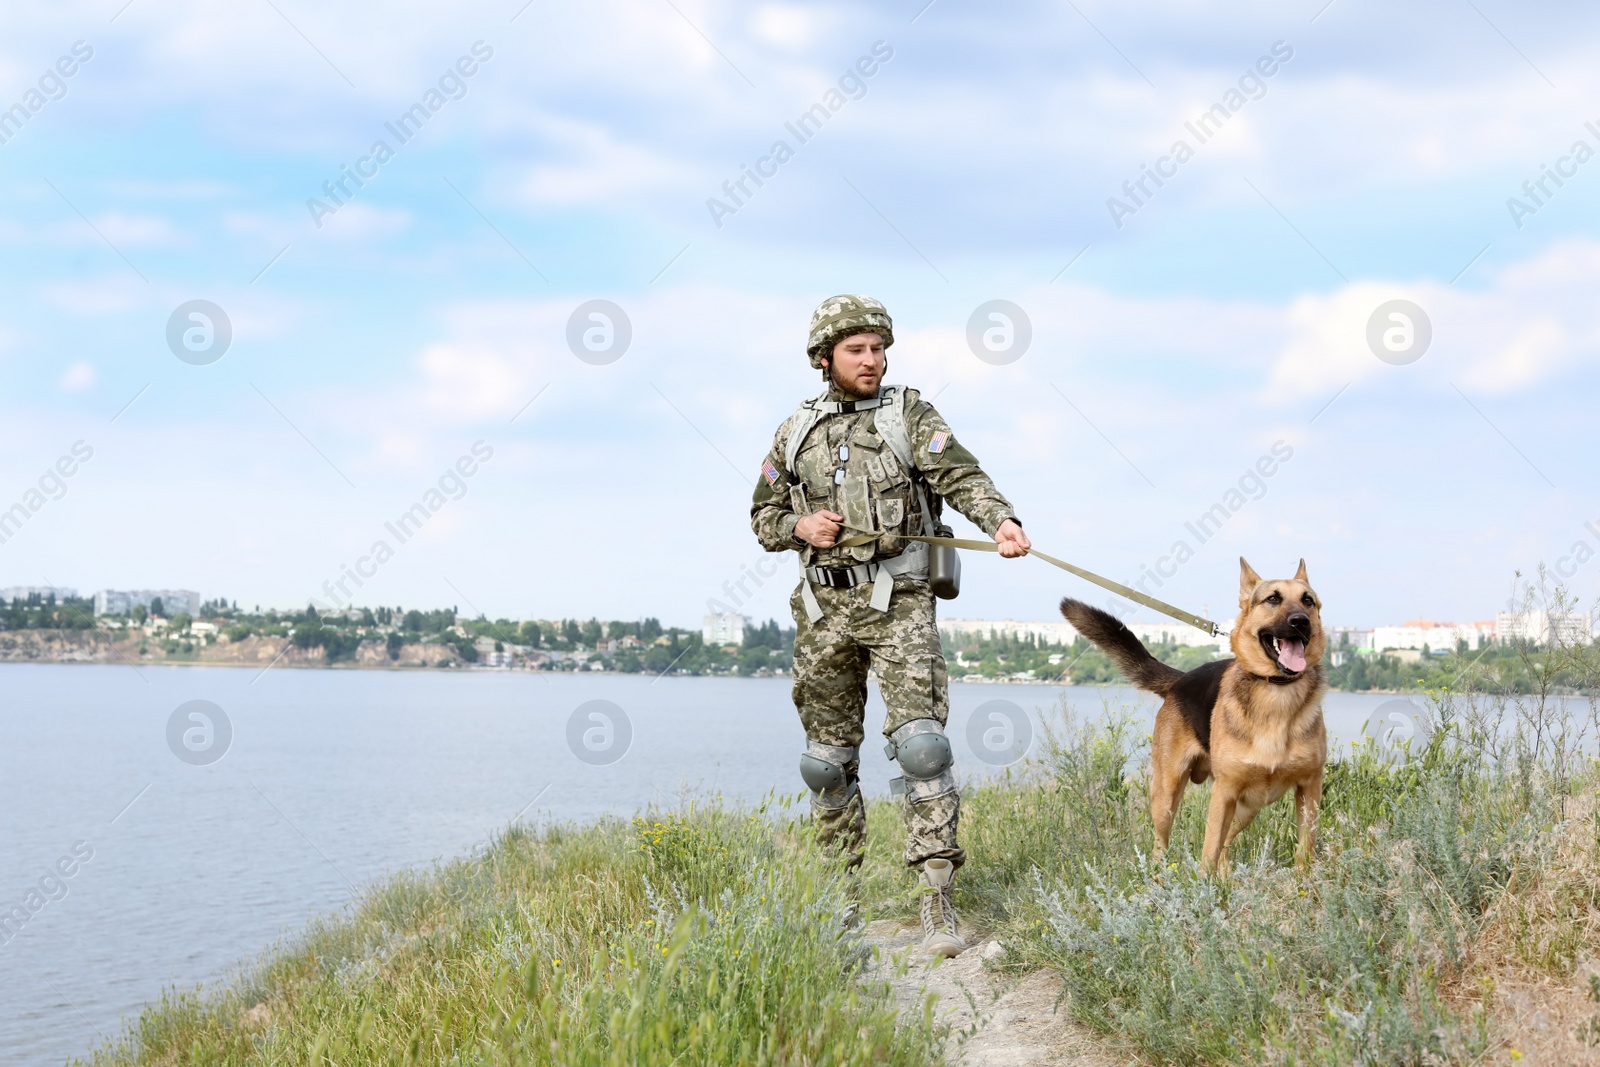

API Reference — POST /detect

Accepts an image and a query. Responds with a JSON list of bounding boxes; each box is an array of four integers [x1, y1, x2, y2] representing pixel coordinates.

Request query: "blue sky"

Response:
[[0, 0, 1596, 631]]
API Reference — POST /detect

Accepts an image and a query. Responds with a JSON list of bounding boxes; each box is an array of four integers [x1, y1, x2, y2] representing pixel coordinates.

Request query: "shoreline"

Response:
[[0, 653, 1427, 694], [0, 630, 1490, 695]]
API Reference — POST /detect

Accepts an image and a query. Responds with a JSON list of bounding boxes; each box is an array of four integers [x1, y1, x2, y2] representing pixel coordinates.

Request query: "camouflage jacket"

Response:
[[750, 386, 1019, 568]]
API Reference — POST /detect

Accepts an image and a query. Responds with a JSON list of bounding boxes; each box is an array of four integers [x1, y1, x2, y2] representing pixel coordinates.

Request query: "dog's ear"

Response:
[[1239, 557, 1262, 599], [1294, 558, 1309, 583]]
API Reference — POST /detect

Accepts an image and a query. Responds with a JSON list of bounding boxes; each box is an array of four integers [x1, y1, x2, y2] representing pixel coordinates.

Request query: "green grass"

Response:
[[859, 687, 1591, 1066], [79, 805, 947, 1067], [79, 679, 1599, 1066]]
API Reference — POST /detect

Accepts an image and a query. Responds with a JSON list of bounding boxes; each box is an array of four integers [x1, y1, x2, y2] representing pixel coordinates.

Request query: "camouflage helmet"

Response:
[[806, 294, 894, 369]]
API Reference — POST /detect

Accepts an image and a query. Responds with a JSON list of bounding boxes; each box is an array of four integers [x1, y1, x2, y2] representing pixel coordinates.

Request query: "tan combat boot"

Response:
[[918, 858, 965, 958]]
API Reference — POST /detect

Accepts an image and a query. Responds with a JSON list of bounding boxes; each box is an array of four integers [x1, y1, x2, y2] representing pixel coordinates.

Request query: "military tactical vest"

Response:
[[780, 385, 943, 620], [782, 384, 938, 566]]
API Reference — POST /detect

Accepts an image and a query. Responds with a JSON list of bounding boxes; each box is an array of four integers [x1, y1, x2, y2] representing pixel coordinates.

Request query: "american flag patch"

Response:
[[928, 431, 950, 454], [761, 460, 780, 485]]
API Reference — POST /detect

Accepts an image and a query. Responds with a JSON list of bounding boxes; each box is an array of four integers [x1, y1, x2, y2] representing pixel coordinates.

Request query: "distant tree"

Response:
[[404, 609, 425, 632], [641, 617, 662, 641], [580, 618, 602, 646], [150, 597, 164, 617], [563, 619, 581, 645], [323, 630, 360, 662], [170, 613, 193, 632], [386, 632, 404, 660], [519, 621, 542, 647], [132, 604, 148, 624], [741, 619, 791, 651], [643, 643, 676, 674]]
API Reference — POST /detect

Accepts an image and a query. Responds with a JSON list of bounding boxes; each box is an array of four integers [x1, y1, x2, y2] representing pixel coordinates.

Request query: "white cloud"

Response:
[[414, 343, 542, 422], [314, 202, 412, 243], [100, 179, 235, 200], [91, 212, 180, 246], [37, 278, 149, 317], [1266, 240, 1600, 400], [751, 5, 822, 49], [4, 214, 178, 249], [222, 211, 297, 244], [2, 0, 1598, 626], [57, 361, 96, 391]]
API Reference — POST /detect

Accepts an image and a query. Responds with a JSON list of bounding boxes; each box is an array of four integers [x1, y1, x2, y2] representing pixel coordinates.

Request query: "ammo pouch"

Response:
[[929, 524, 960, 600]]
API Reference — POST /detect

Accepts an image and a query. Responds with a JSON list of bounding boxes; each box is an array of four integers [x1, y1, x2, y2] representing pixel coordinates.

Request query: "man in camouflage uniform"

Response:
[[750, 294, 1030, 957]]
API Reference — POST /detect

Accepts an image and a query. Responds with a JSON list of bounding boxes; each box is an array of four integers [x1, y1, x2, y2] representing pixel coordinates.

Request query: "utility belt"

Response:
[[803, 561, 879, 589], [798, 541, 927, 622]]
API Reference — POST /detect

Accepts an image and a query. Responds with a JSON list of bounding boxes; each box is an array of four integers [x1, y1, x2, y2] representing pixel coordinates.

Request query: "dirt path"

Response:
[[863, 920, 1125, 1066]]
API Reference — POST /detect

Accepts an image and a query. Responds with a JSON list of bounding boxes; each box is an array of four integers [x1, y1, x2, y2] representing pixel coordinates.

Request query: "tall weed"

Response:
[[1029, 704, 1561, 1065], [80, 805, 945, 1067]]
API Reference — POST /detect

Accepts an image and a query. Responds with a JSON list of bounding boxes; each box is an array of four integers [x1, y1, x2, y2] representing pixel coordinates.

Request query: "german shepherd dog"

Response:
[[1060, 559, 1327, 871]]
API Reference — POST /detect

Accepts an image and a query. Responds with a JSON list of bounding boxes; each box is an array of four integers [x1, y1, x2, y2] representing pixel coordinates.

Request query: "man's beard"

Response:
[[828, 361, 886, 400]]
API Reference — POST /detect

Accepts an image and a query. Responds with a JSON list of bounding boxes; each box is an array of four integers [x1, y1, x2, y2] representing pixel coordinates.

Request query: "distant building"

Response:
[[703, 613, 750, 646], [1328, 627, 1374, 651], [938, 617, 1228, 653], [2, 585, 78, 603], [1123, 620, 1229, 653], [1372, 619, 1495, 653], [939, 618, 1078, 646], [1497, 610, 1592, 647], [93, 589, 201, 617]]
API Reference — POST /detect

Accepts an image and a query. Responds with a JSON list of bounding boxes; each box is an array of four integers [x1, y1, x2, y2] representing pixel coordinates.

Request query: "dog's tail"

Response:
[[1059, 598, 1184, 695]]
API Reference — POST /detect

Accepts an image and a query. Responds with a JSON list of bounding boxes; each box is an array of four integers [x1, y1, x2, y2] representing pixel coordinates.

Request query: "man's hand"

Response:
[[995, 519, 1030, 559], [794, 510, 844, 548]]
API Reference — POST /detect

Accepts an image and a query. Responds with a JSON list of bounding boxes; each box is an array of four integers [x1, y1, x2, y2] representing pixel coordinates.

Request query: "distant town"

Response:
[[0, 584, 1592, 693], [0, 585, 794, 678]]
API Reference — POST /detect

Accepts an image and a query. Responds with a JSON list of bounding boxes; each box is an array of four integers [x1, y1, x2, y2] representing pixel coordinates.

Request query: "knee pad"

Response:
[[884, 720, 957, 802], [799, 740, 858, 794]]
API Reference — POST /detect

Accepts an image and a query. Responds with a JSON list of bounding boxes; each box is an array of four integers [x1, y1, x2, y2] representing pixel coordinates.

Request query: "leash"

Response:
[[831, 526, 1226, 636], [906, 535, 1226, 638]]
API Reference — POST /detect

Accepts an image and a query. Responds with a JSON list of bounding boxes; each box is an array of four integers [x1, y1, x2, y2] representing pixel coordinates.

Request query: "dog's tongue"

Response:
[[1277, 638, 1307, 673]]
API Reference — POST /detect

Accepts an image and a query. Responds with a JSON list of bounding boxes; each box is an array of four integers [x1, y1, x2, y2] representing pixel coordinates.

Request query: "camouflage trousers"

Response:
[[789, 572, 963, 872]]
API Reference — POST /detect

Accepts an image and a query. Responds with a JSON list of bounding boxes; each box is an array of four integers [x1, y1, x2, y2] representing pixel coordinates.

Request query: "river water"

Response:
[[1, 663, 1415, 1065]]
